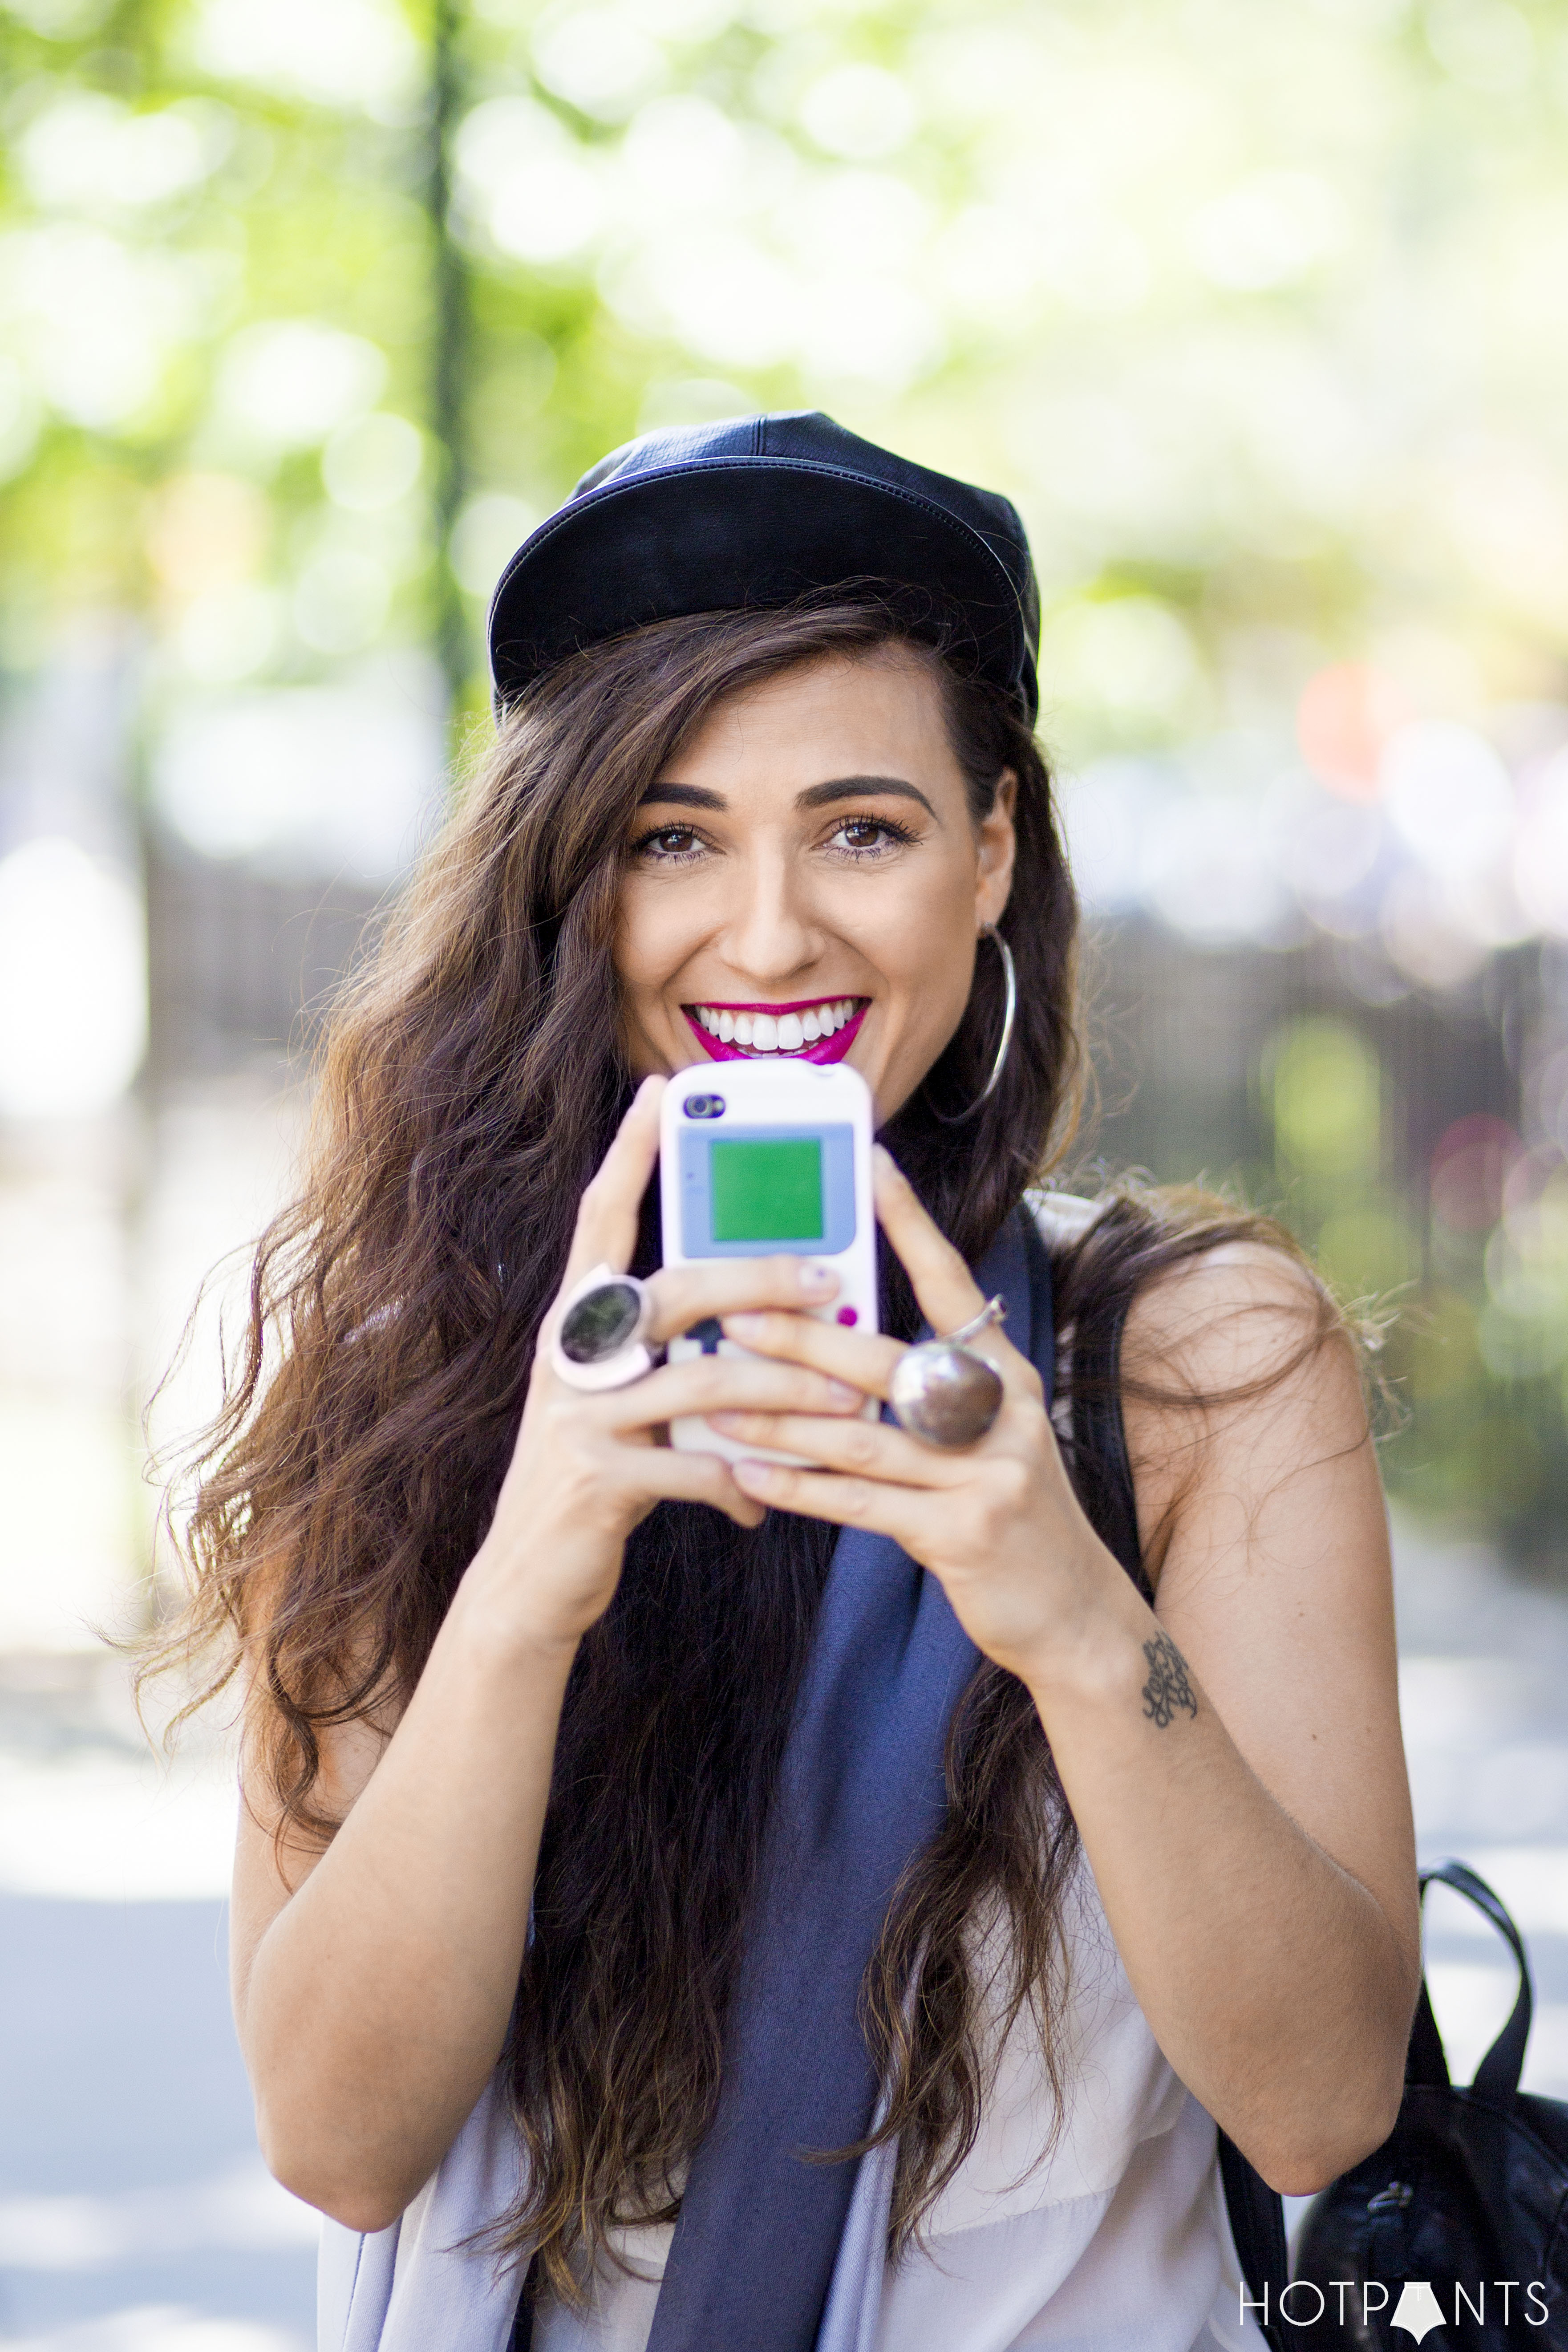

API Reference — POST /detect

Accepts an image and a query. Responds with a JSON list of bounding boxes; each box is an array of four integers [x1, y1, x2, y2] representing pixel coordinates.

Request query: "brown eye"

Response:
[[635, 825, 703, 860], [829, 815, 915, 856]]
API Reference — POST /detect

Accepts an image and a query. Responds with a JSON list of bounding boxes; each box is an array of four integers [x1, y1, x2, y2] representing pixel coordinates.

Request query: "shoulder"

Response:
[[1029, 1184, 1371, 1579], [1028, 1185, 1342, 1398], [1120, 1237, 1337, 1402], [1129, 1250, 1370, 1591]]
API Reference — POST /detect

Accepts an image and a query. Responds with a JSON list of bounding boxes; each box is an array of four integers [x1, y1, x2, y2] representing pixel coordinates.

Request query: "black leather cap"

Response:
[[487, 410, 1040, 722]]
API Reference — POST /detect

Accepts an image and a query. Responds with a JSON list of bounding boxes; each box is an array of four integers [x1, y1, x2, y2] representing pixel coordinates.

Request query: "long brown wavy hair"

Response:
[[146, 593, 1345, 2301]]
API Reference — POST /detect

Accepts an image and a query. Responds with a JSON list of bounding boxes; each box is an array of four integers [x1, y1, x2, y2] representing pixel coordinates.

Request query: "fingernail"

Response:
[[798, 1261, 837, 1294], [733, 1459, 781, 1488], [725, 1312, 763, 1338], [827, 1381, 859, 1408]]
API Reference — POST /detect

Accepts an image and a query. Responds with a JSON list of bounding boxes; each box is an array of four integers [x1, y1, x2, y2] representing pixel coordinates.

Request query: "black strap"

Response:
[[1404, 1978, 1451, 2093], [1419, 1860, 1532, 2104], [509, 2259, 535, 2350], [1217, 2133, 1290, 2351], [1066, 1285, 1154, 1607]]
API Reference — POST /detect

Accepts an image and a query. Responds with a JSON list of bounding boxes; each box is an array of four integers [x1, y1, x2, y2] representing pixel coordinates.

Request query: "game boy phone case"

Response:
[[660, 1059, 880, 1465]]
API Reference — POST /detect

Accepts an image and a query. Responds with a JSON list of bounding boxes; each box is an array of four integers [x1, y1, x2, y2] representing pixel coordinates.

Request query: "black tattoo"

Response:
[[1141, 1633, 1198, 1729]]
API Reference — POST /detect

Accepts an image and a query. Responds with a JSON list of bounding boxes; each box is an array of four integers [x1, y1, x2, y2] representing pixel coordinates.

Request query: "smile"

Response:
[[682, 997, 868, 1063]]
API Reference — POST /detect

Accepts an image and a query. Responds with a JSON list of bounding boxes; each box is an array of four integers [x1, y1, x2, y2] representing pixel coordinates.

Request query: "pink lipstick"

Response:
[[681, 998, 867, 1065]]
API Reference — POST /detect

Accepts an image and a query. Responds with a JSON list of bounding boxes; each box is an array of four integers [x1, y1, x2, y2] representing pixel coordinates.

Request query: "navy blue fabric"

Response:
[[644, 1209, 1053, 2352], [486, 410, 1040, 722]]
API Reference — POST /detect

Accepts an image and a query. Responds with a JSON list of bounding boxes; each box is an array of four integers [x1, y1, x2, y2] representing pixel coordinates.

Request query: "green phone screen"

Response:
[[709, 1138, 824, 1242]]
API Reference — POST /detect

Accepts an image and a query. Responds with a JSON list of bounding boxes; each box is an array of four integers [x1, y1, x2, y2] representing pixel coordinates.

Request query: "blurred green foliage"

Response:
[[1252, 1006, 1568, 1556], [4, 0, 1568, 1555], [8, 0, 1568, 734], [1271, 1020, 1383, 1186]]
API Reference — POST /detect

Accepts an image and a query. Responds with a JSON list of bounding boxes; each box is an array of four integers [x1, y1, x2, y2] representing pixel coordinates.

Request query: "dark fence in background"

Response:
[[141, 845, 1567, 1570], [1078, 921, 1525, 1228], [1080, 922, 1564, 1568]]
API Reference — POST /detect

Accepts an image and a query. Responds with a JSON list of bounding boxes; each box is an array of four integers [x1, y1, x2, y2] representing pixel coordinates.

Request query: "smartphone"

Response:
[[660, 1059, 879, 1464]]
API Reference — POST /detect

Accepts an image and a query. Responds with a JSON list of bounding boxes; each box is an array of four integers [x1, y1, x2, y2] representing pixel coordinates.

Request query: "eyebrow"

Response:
[[638, 781, 725, 810], [798, 775, 937, 818], [638, 774, 937, 818]]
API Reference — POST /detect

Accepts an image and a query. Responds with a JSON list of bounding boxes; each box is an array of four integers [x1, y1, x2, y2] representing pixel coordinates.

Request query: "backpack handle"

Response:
[[1416, 1860, 1533, 2105]]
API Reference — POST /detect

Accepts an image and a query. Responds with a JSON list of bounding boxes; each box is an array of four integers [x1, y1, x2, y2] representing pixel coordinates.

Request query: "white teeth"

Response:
[[694, 1000, 859, 1052]]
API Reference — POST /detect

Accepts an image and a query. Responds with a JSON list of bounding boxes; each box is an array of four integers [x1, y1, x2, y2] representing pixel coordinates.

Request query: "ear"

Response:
[[974, 770, 1017, 930]]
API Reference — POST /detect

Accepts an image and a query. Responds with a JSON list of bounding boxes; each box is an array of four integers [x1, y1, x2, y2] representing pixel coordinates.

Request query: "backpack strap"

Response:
[[1419, 1861, 1531, 2104], [1216, 2137, 1290, 2352], [1063, 1285, 1153, 1606], [1041, 1199, 1289, 2351]]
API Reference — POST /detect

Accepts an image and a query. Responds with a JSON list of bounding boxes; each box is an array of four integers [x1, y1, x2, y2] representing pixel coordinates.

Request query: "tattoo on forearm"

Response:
[[1141, 1632, 1199, 1729]]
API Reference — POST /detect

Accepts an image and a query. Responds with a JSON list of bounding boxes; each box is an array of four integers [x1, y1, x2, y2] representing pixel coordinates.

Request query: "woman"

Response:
[[164, 414, 1418, 2351]]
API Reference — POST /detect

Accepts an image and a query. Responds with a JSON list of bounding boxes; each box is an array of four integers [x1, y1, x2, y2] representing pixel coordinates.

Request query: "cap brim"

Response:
[[488, 457, 1036, 717]]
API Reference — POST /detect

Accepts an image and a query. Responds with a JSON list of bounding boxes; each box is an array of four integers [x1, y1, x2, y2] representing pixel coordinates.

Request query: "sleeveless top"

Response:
[[527, 1196, 1267, 2352], [532, 1865, 1262, 2351]]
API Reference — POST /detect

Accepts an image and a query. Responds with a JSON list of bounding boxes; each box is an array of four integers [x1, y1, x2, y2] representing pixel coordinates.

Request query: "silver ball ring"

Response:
[[549, 1263, 660, 1392], [888, 1297, 1006, 1449]]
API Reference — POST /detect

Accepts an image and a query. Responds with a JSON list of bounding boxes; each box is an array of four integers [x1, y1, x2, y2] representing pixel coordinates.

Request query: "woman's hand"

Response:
[[464, 1075, 870, 1658], [711, 1145, 1129, 1686]]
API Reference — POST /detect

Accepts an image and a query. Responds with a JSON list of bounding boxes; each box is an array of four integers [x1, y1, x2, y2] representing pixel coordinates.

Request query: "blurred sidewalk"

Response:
[[0, 1512, 1565, 2348], [0, 1656, 316, 2352]]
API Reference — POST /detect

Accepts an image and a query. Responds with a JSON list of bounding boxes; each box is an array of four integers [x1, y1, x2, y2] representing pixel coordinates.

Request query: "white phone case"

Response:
[[660, 1060, 879, 1465]]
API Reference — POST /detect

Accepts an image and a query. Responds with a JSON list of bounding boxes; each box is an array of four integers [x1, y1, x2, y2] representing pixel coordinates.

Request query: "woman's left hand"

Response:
[[714, 1145, 1128, 1685]]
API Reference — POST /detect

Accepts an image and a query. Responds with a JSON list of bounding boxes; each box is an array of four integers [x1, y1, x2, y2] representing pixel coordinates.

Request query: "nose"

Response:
[[719, 848, 824, 989]]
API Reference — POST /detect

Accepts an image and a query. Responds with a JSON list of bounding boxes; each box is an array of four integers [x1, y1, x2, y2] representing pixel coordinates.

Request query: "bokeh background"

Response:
[[3, 3, 1568, 2347]]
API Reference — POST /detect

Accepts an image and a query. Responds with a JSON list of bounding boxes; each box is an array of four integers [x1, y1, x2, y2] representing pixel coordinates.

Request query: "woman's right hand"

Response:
[[460, 1075, 867, 1656]]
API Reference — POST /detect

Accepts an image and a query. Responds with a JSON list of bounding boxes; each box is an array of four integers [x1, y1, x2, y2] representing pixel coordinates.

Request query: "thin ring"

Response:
[[937, 1294, 1005, 1349]]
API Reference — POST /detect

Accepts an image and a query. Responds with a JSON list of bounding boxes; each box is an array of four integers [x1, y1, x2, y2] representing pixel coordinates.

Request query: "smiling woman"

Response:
[[616, 649, 1016, 1111], [145, 414, 1418, 2352]]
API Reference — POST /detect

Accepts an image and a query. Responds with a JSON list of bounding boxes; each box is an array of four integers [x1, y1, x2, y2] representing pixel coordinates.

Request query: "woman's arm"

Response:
[[232, 1603, 576, 2233], [714, 1160, 1419, 2196], [1041, 1241, 1418, 2193], [231, 1078, 867, 2229]]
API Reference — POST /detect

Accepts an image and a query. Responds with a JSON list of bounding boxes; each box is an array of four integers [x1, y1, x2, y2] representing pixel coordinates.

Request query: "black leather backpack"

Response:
[[1224, 1861, 1568, 2349]]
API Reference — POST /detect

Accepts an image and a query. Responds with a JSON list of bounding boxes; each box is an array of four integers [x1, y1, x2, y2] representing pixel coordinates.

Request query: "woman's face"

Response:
[[615, 647, 1016, 1123]]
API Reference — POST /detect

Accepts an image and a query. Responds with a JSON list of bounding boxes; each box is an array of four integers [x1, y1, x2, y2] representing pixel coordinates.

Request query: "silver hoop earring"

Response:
[[927, 925, 1017, 1126]]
